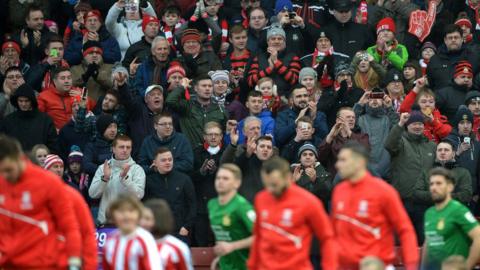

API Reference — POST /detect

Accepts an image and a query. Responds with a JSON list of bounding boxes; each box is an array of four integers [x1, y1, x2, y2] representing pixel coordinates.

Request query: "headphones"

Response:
[[255, 83, 278, 96]]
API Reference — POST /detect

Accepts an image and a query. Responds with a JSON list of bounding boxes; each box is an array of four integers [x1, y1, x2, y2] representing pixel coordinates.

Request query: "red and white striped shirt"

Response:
[[102, 227, 163, 270], [156, 235, 193, 270]]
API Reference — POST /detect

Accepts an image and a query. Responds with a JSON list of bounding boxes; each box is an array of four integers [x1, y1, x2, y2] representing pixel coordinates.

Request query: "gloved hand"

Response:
[[82, 63, 99, 82], [139, 0, 148, 8]]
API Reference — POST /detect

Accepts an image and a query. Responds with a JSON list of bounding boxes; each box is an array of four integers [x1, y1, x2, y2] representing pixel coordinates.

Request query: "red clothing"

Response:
[[157, 235, 193, 270], [399, 91, 452, 143], [37, 87, 96, 130], [0, 161, 81, 269], [331, 172, 419, 270], [58, 185, 98, 270], [474, 115, 480, 141], [248, 184, 338, 270]]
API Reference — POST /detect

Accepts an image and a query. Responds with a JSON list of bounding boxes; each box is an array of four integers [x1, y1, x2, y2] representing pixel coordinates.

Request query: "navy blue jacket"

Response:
[[138, 131, 194, 174], [58, 120, 92, 161], [274, 107, 328, 148], [83, 137, 113, 176], [134, 56, 168, 97], [65, 26, 121, 66]]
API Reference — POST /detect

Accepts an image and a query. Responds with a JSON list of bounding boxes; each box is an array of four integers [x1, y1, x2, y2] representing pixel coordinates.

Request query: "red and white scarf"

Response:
[[312, 47, 334, 68], [355, 1, 368, 24], [162, 22, 182, 52], [466, 0, 480, 29]]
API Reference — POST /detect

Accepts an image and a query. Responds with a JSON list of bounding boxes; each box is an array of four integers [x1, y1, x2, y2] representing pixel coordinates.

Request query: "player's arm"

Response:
[[420, 241, 427, 269], [466, 226, 480, 269], [384, 189, 419, 270], [214, 236, 254, 256], [247, 201, 261, 270], [308, 198, 338, 270]]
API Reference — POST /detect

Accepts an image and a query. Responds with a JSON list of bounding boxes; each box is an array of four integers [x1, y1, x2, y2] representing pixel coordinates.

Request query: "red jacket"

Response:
[[474, 115, 480, 141], [58, 185, 98, 270], [399, 91, 452, 143], [37, 87, 96, 130], [0, 161, 81, 269], [248, 184, 338, 270], [331, 172, 419, 270]]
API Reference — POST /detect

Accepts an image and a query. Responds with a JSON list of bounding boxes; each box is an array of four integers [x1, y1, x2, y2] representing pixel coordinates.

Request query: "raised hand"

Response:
[[129, 57, 140, 76], [120, 163, 131, 179], [20, 29, 29, 48], [398, 112, 410, 127], [103, 160, 111, 181]]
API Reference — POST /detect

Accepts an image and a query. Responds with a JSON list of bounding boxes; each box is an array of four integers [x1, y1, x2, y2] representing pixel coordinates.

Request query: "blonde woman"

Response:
[[352, 51, 386, 91]]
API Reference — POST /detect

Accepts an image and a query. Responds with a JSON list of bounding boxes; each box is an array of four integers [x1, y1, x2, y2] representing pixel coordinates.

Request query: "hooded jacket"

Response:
[[138, 131, 194, 174], [436, 83, 473, 122], [0, 84, 58, 153], [385, 124, 437, 200], [166, 86, 228, 148], [105, 2, 156, 58], [354, 103, 398, 168], [143, 170, 196, 231], [413, 160, 473, 205], [89, 156, 146, 224], [230, 110, 275, 145]]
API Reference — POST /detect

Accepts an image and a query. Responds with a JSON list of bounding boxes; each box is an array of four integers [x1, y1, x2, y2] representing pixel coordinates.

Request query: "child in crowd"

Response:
[[256, 77, 281, 115], [102, 195, 161, 270], [402, 61, 421, 92], [31, 144, 50, 167], [299, 67, 323, 102], [161, 5, 184, 55], [210, 70, 232, 107], [419, 42, 436, 75], [65, 145, 90, 202]]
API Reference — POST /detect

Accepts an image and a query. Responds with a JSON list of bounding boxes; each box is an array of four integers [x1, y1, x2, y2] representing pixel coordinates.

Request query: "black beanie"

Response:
[[453, 105, 474, 127], [96, 114, 115, 137]]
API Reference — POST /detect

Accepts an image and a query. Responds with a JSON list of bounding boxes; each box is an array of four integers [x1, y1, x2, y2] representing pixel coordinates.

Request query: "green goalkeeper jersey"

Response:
[[208, 194, 255, 270], [423, 199, 479, 269]]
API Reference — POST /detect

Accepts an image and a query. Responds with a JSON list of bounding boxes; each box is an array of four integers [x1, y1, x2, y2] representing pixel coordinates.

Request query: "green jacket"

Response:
[[166, 86, 228, 148], [414, 162, 473, 205], [385, 124, 436, 199], [366, 43, 409, 71], [292, 162, 331, 206]]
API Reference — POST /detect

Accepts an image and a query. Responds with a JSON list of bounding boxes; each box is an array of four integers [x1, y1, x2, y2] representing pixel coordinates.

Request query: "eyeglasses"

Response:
[[206, 133, 222, 137], [156, 122, 173, 127], [6, 74, 22, 80]]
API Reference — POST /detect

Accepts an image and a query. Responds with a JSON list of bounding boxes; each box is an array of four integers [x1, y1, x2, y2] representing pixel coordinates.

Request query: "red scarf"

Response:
[[311, 47, 334, 68], [419, 59, 429, 76], [355, 1, 368, 24], [467, 0, 480, 29]]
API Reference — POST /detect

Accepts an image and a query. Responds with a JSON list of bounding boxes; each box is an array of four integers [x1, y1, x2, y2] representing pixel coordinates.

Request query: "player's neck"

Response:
[[218, 191, 236, 205], [435, 197, 451, 210], [349, 169, 367, 183]]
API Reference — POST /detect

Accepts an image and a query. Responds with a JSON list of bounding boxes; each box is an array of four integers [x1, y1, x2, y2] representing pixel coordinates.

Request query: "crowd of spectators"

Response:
[[1, 0, 480, 265]]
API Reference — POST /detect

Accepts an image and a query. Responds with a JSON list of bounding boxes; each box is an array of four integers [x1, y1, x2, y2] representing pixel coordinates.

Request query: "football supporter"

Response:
[[43, 154, 98, 270], [102, 194, 162, 270], [0, 135, 82, 269], [208, 163, 255, 270], [143, 199, 194, 270], [422, 167, 480, 270], [248, 157, 338, 270], [332, 142, 419, 270]]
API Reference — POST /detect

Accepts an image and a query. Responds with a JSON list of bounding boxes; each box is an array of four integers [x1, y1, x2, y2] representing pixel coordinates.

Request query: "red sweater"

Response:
[[331, 172, 419, 270], [399, 91, 452, 143], [58, 185, 98, 270], [248, 184, 338, 270], [0, 161, 81, 269]]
